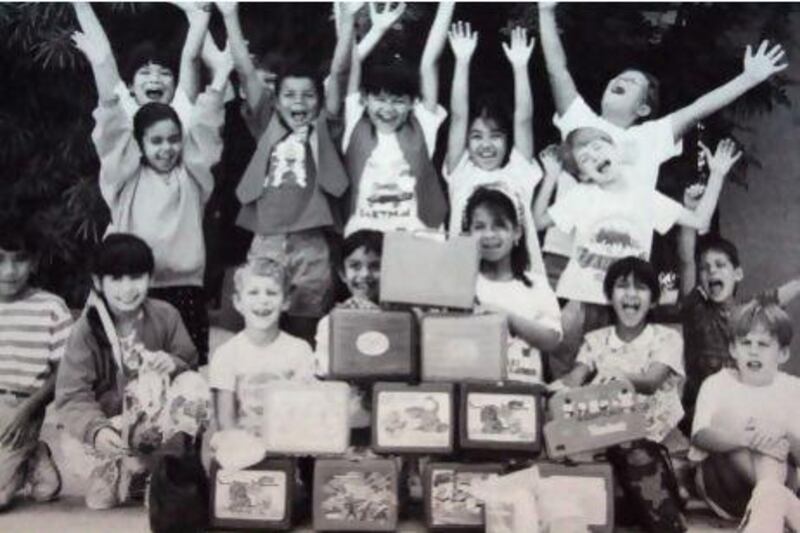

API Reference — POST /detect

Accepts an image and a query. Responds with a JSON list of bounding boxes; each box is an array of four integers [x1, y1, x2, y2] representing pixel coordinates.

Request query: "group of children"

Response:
[[2, 1, 800, 531]]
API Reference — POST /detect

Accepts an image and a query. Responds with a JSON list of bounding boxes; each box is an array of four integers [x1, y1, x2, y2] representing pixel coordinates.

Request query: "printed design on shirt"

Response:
[[577, 215, 645, 274], [360, 156, 416, 220], [264, 134, 308, 189], [236, 371, 295, 435]]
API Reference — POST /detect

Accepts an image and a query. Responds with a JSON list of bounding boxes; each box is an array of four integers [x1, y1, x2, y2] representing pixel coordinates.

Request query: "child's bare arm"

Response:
[[326, 3, 360, 116], [214, 390, 237, 431], [217, 1, 263, 112], [174, 3, 212, 103], [503, 27, 536, 161], [71, 2, 122, 103], [693, 427, 749, 453], [776, 276, 800, 307], [560, 363, 592, 388], [624, 362, 673, 395], [348, 2, 407, 96], [671, 41, 787, 141], [538, 2, 579, 116], [420, 2, 455, 113], [533, 145, 561, 230], [677, 139, 741, 230], [677, 226, 698, 296], [445, 21, 477, 173]]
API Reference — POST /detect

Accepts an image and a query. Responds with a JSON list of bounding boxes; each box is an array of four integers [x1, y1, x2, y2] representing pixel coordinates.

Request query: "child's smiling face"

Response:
[[0, 247, 34, 302], [731, 322, 788, 386], [340, 246, 381, 302], [467, 117, 509, 171], [468, 205, 521, 264], [600, 70, 651, 122], [610, 273, 653, 332], [699, 249, 742, 304], [275, 76, 320, 131], [141, 119, 182, 173], [233, 273, 286, 332], [364, 91, 413, 134], [95, 273, 150, 318], [131, 62, 176, 105], [572, 137, 621, 186]]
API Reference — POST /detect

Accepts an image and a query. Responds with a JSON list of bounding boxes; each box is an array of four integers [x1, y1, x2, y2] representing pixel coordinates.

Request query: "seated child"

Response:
[[444, 22, 545, 275], [534, 132, 740, 377], [341, 2, 453, 235], [55, 234, 207, 510], [220, 1, 353, 343], [464, 186, 562, 384], [78, 21, 231, 364], [209, 259, 317, 439], [0, 220, 72, 510], [691, 301, 800, 530], [315, 230, 383, 445], [553, 257, 687, 532]]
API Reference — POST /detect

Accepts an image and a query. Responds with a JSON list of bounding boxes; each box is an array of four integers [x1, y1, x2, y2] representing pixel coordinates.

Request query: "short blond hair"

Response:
[[232, 258, 288, 296], [731, 300, 793, 348]]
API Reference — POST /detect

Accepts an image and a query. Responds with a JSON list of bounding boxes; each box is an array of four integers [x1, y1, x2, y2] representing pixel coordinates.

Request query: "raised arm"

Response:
[[677, 183, 705, 296], [676, 139, 741, 231], [445, 21, 477, 173], [671, 41, 787, 141], [174, 3, 212, 103], [502, 26, 535, 161], [420, 2, 455, 112], [532, 145, 561, 231], [71, 2, 122, 103], [326, 3, 360, 116], [538, 2, 578, 116], [347, 2, 407, 96], [216, 1, 264, 112]]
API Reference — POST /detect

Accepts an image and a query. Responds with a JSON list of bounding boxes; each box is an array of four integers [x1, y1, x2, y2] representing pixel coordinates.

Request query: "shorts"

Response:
[[248, 229, 336, 318], [695, 455, 750, 520]]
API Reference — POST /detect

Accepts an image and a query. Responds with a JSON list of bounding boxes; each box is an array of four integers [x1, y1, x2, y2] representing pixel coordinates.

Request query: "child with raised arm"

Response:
[[691, 301, 800, 530], [220, 1, 355, 343], [538, 1, 786, 191], [341, 2, 453, 235], [75, 12, 231, 365], [55, 234, 207, 510], [0, 219, 71, 511], [445, 22, 545, 275]]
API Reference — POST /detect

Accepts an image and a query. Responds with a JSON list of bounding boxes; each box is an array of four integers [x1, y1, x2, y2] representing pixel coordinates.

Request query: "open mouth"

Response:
[[611, 85, 626, 95], [746, 361, 763, 371], [707, 279, 724, 294], [597, 160, 611, 174], [251, 308, 274, 318], [290, 110, 308, 123], [145, 88, 165, 100], [621, 302, 641, 312]]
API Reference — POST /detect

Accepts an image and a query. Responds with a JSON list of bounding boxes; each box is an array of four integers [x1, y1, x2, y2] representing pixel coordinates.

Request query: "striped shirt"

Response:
[[0, 289, 73, 397]]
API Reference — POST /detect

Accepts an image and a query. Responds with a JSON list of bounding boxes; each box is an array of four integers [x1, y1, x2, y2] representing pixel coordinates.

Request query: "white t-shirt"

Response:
[[208, 331, 317, 437], [115, 82, 194, 128], [342, 93, 447, 235], [542, 170, 578, 258], [553, 95, 683, 192], [689, 369, 800, 462], [476, 273, 562, 384], [549, 182, 684, 304], [445, 149, 545, 275], [577, 324, 685, 443]]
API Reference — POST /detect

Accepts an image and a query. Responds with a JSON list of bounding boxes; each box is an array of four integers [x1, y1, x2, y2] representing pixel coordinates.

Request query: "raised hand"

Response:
[[502, 26, 535, 68], [743, 40, 788, 83], [369, 2, 406, 33], [72, 30, 110, 65], [539, 144, 563, 178], [701, 138, 742, 178], [448, 21, 478, 62], [174, 1, 212, 16], [214, 1, 238, 17], [538, 1, 558, 12], [340, 1, 365, 18]]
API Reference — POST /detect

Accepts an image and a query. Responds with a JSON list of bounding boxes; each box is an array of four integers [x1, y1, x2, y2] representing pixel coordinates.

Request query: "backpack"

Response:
[[148, 431, 209, 533]]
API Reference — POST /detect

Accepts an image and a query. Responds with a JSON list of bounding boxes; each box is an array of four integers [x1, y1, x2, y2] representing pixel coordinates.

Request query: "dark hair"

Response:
[[603, 256, 661, 303], [133, 102, 182, 153], [0, 217, 38, 258], [463, 187, 531, 286], [342, 230, 383, 265], [731, 299, 793, 348], [561, 127, 614, 179], [275, 62, 324, 102], [468, 94, 513, 166], [362, 56, 419, 99], [91, 233, 155, 279], [696, 236, 740, 268], [121, 41, 178, 85]]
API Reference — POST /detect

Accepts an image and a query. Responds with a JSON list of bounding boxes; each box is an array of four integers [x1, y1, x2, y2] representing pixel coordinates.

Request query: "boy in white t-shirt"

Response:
[[691, 301, 800, 530], [534, 130, 739, 375], [340, 3, 453, 235], [209, 260, 316, 439]]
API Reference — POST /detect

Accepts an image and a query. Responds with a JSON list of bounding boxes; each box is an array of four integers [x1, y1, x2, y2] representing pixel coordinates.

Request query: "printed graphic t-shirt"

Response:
[[549, 183, 684, 304]]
